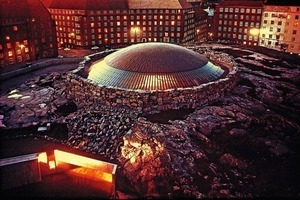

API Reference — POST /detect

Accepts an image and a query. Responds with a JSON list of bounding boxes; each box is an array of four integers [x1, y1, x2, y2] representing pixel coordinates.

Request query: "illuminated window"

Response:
[[17, 56, 22, 62], [13, 26, 18, 31], [8, 51, 13, 56]]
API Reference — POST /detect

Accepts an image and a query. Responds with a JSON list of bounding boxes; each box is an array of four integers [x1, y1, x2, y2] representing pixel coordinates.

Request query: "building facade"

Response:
[[213, 0, 264, 45], [47, 0, 204, 49], [260, 4, 300, 53], [0, 0, 58, 68], [194, 8, 209, 43]]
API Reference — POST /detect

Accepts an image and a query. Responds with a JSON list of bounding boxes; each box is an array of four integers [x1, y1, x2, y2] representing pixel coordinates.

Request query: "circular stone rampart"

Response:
[[66, 44, 238, 113]]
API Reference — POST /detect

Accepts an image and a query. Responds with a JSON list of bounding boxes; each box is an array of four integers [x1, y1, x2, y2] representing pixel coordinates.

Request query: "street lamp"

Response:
[[249, 28, 260, 46], [196, 29, 200, 43], [249, 28, 260, 36], [131, 27, 140, 43]]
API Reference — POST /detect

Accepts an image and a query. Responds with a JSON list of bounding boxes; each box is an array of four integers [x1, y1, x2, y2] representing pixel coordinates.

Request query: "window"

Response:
[[292, 30, 297, 34], [13, 26, 18, 31]]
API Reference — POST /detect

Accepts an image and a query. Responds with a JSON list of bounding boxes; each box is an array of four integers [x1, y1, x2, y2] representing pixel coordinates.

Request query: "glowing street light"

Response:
[[131, 27, 140, 43], [249, 28, 260, 36]]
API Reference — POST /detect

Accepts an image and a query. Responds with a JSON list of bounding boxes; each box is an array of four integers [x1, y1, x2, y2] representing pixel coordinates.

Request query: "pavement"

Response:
[[0, 49, 94, 77]]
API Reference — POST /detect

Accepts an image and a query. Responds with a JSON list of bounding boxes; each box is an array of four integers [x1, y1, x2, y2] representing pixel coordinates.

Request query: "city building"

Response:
[[186, 0, 203, 7], [260, 1, 300, 53], [203, 6, 215, 40], [194, 7, 209, 43], [0, 0, 58, 68], [47, 0, 203, 49], [213, 0, 264, 45]]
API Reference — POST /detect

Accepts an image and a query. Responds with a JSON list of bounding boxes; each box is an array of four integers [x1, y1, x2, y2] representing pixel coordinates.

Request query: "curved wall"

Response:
[[65, 49, 238, 113]]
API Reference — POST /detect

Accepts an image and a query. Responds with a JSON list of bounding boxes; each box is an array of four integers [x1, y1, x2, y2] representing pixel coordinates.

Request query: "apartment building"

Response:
[[0, 0, 58, 68], [194, 8, 209, 43], [260, 2, 300, 53], [47, 0, 201, 49], [213, 0, 264, 45]]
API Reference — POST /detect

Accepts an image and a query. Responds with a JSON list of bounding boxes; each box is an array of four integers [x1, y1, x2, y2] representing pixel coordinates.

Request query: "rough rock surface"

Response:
[[0, 45, 299, 198]]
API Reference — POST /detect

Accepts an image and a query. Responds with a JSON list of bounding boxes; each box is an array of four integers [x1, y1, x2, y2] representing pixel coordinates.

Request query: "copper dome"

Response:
[[88, 42, 225, 91]]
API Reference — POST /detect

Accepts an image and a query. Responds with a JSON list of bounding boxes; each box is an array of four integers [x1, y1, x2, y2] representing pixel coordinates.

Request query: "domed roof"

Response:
[[104, 42, 208, 73], [88, 42, 225, 91]]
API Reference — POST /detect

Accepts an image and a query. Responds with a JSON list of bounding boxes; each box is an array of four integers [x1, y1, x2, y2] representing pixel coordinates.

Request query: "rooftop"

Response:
[[87, 43, 226, 91]]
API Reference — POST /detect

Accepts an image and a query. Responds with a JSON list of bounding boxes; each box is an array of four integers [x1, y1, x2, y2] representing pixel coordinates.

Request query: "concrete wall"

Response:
[[0, 154, 41, 190]]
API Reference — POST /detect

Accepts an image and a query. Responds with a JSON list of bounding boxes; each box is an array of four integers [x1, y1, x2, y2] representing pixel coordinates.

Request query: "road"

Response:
[[0, 63, 78, 95], [0, 49, 94, 95]]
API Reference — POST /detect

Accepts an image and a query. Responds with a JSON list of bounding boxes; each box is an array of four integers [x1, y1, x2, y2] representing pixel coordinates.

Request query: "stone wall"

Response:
[[65, 52, 239, 113]]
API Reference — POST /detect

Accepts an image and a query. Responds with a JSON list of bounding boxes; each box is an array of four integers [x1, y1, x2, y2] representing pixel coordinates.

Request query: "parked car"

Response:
[[91, 46, 99, 50]]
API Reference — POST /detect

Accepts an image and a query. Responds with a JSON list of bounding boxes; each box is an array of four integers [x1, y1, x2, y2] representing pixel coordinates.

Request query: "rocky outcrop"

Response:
[[0, 45, 299, 198]]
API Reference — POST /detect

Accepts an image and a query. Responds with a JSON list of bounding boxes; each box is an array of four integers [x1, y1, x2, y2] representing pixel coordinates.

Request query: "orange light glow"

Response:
[[250, 28, 260, 36], [38, 152, 48, 163], [121, 134, 164, 164], [49, 160, 56, 169], [54, 150, 117, 175], [69, 167, 113, 183]]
